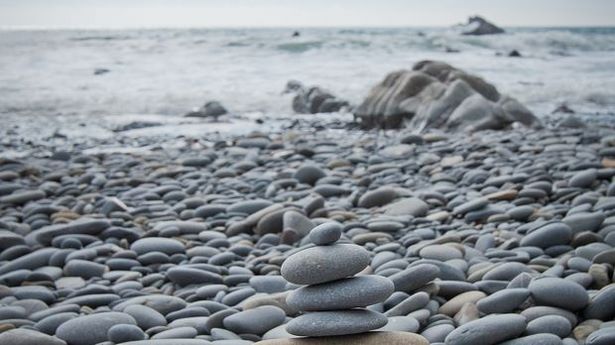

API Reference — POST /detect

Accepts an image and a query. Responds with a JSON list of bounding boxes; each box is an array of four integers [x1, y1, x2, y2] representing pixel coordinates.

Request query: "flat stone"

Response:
[[520, 222, 572, 248], [122, 305, 167, 330], [116, 341, 211, 345], [56, 312, 136, 345], [583, 285, 615, 320], [421, 324, 455, 343], [223, 306, 285, 335], [286, 310, 388, 337], [585, 327, 615, 345], [358, 187, 398, 208], [444, 314, 527, 345], [526, 315, 571, 338], [419, 244, 463, 261], [384, 291, 430, 317], [130, 238, 185, 256], [482, 262, 534, 281], [0, 328, 67, 345], [167, 267, 223, 286], [382, 198, 429, 217], [529, 277, 589, 311], [107, 324, 145, 343], [287, 275, 394, 310], [26, 218, 110, 246], [569, 169, 597, 188], [389, 264, 440, 292], [439, 291, 487, 316], [255, 331, 428, 345], [498, 334, 562, 345], [476, 288, 530, 314], [308, 222, 342, 245], [281, 244, 370, 285], [113, 295, 187, 315]]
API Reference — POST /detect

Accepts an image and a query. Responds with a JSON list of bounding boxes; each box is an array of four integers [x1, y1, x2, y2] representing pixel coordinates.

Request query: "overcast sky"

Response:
[[1, 0, 614, 29]]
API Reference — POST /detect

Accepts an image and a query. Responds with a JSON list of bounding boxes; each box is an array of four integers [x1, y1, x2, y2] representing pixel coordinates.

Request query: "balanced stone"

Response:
[[254, 331, 429, 345], [281, 244, 370, 285], [287, 275, 394, 310], [286, 310, 388, 337], [308, 222, 342, 245]]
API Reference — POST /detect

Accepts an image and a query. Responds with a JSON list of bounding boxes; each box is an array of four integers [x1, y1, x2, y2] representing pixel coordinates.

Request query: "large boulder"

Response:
[[354, 60, 540, 131], [285, 80, 349, 114], [462, 16, 505, 35]]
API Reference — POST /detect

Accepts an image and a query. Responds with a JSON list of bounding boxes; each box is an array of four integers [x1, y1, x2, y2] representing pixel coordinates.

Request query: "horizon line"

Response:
[[2, 24, 615, 31]]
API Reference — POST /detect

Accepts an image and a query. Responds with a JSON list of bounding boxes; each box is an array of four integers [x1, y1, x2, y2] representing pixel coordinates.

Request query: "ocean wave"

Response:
[[276, 40, 324, 53]]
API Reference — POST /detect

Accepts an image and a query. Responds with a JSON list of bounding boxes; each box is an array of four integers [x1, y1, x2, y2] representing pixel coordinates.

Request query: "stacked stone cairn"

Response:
[[280, 222, 394, 337]]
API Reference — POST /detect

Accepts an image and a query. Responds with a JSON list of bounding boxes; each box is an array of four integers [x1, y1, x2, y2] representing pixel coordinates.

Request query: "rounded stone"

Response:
[[287, 275, 394, 310], [286, 309, 388, 337], [569, 169, 597, 188], [526, 315, 571, 338], [529, 277, 589, 311], [476, 288, 530, 314], [583, 285, 615, 320], [293, 165, 326, 185], [166, 267, 223, 286], [107, 324, 145, 343], [444, 314, 527, 345], [520, 222, 572, 249], [0, 328, 67, 345], [419, 244, 463, 261], [123, 304, 167, 330], [585, 327, 615, 345], [308, 222, 342, 246], [63, 259, 107, 279], [389, 264, 440, 292], [358, 187, 398, 208], [55, 312, 136, 345], [439, 291, 487, 316], [281, 244, 370, 285], [254, 331, 429, 345], [130, 238, 185, 256], [498, 334, 563, 345], [223, 306, 286, 335]]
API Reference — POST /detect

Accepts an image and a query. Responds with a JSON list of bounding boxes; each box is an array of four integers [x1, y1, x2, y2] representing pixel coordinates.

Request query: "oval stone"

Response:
[[444, 314, 526, 345], [287, 275, 394, 310], [529, 277, 589, 311], [286, 310, 388, 337], [56, 312, 136, 345], [281, 244, 370, 285]]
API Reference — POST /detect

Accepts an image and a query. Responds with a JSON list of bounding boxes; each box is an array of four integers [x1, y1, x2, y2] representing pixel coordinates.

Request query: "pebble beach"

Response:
[[1, 111, 615, 345], [2, 16, 615, 345]]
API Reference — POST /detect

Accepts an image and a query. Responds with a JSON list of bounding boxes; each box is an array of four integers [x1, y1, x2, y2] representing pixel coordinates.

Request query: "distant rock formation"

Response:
[[354, 60, 540, 132], [285, 80, 349, 114], [462, 16, 505, 36], [185, 101, 228, 120]]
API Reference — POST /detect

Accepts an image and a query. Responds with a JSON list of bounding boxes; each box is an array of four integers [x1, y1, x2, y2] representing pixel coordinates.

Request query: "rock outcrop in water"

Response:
[[285, 80, 349, 114], [355, 60, 540, 131], [462, 16, 505, 36], [185, 100, 228, 120]]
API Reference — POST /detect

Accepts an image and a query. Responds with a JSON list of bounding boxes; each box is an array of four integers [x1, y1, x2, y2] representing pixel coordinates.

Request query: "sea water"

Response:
[[1, 27, 615, 121]]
